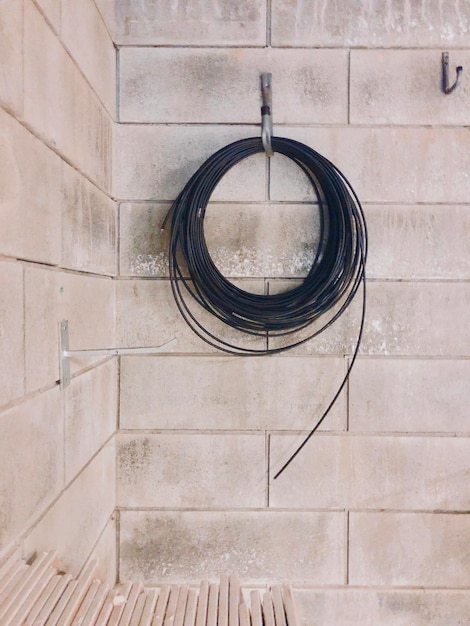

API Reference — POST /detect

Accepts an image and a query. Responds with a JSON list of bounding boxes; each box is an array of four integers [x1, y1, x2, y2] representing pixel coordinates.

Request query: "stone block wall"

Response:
[[1, 0, 469, 622], [112, 1, 470, 623], [0, 0, 117, 583]]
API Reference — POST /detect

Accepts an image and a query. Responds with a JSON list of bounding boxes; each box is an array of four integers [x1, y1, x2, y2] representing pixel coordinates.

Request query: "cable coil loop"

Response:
[[168, 136, 367, 475], [169, 136, 367, 354]]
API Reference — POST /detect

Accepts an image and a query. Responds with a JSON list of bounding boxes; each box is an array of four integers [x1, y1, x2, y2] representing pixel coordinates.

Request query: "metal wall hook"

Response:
[[442, 52, 463, 94], [260, 73, 274, 156]]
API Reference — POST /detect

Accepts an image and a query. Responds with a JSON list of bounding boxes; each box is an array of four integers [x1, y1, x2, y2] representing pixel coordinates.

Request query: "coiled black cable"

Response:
[[167, 136, 367, 475]]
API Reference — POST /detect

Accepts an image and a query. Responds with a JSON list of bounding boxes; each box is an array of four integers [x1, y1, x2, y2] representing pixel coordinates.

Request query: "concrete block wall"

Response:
[[113, 1, 470, 623], [0, 0, 117, 582]]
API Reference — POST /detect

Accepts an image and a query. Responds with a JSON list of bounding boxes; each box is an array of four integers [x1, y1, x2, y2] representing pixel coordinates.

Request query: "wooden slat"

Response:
[[0, 549, 22, 588], [0, 551, 56, 622], [70, 578, 101, 625], [81, 582, 109, 626], [194, 580, 209, 626], [218, 575, 229, 626], [151, 585, 170, 626], [55, 560, 99, 625], [282, 586, 299, 626], [228, 573, 240, 626], [174, 584, 189, 626], [106, 582, 133, 626], [206, 583, 219, 626], [163, 585, 180, 626], [262, 591, 276, 626], [239, 603, 251, 626], [0, 561, 28, 600], [6, 565, 55, 625], [29, 574, 72, 626], [44, 580, 79, 626], [183, 588, 198, 626], [26, 574, 63, 625], [128, 591, 147, 626], [249, 591, 263, 626], [116, 582, 144, 626], [139, 588, 159, 626], [271, 586, 287, 626]]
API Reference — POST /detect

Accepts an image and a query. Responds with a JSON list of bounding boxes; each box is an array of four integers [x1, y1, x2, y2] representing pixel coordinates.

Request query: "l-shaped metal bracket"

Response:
[[58, 320, 177, 389]]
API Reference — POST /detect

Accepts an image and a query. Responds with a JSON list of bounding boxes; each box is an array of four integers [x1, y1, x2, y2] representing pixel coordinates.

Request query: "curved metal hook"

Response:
[[261, 73, 274, 157], [442, 52, 463, 94]]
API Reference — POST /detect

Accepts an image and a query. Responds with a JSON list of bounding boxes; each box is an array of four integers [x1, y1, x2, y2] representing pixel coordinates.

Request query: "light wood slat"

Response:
[[163, 585, 180, 626], [128, 591, 147, 626], [249, 591, 263, 626], [151, 585, 170, 626], [270, 586, 287, 626], [53, 561, 98, 625], [106, 582, 133, 626], [0, 562, 31, 616], [239, 603, 251, 626], [0, 549, 22, 587], [228, 573, 240, 626], [81, 582, 109, 626], [29, 574, 72, 626], [26, 574, 63, 625], [262, 591, 276, 626], [139, 588, 159, 626], [116, 582, 144, 626], [0, 561, 28, 599], [195, 580, 209, 626], [218, 575, 229, 626], [0, 551, 57, 623], [6, 565, 55, 625], [43, 580, 79, 626], [173, 584, 189, 626], [183, 588, 198, 626], [206, 583, 219, 626], [281, 586, 299, 626], [70, 579, 101, 625]]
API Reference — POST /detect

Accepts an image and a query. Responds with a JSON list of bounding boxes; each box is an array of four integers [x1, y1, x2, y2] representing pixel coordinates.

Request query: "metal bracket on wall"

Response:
[[260, 73, 274, 156], [442, 52, 463, 94], [58, 320, 176, 389]]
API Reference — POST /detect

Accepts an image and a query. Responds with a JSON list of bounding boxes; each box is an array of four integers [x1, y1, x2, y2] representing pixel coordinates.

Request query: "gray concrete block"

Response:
[[62, 163, 117, 275], [114, 124, 266, 201], [113, 0, 266, 45], [0, 261, 24, 406], [119, 510, 345, 584], [24, 1, 112, 190], [269, 127, 470, 204], [119, 201, 320, 279], [119, 48, 347, 124], [294, 589, 470, 626], [116, 278, 267, 355], [23, 440, 115, 578], [0, 386, 63, 554], [117, 433, 265, 508], [271, 0, 470, 48], [351, 50, 470, 125], [350, 358, 470, 433], [119, 355, 346, 431], [349, 512, 470, 586], [0, 0, 23, 116], [65, 359, 118, 482], [0, 108, 61, 266], [61, 0, 116, 116], [270, 435, 470, 510], [365, 205, 470, 280]]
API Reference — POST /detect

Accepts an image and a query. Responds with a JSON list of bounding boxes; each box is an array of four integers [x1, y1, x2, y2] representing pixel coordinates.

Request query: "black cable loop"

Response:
[[167, 136, 368, 475]]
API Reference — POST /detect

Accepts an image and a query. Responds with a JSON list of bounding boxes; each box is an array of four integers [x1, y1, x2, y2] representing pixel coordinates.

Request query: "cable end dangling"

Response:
[[261, 73, 274, 157]]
